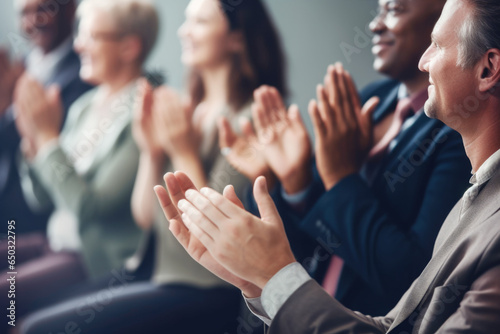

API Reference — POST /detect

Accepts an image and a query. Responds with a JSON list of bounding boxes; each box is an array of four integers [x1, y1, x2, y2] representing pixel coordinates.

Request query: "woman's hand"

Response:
[[132, 78, 164, 158], [153, 86, 199, 159]]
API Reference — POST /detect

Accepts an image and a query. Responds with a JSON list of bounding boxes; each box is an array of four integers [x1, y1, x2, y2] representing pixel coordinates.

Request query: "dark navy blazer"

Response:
[[268, 79, 472, 316]]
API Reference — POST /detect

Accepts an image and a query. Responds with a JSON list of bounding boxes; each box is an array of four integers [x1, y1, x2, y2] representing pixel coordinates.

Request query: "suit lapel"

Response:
[[389, 170, 500, 331], [335, 84, 399, 300], [372, 84, 399, 124], [46, 49, 80, 88]]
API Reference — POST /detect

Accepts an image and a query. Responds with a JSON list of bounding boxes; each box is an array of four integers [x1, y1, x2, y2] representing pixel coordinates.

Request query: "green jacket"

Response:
[[20, 84, 143, 278]]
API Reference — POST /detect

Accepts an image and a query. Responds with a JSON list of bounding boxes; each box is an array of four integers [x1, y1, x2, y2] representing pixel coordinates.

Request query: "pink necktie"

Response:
[[367, 97, 413, 161], [322, 256, 344, 296]]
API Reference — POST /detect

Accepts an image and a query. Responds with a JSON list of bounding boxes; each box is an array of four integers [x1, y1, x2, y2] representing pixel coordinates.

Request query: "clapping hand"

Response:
[[155, 171, 296, 290], [14, 74, 63, 153], [153, 86, 198, 159], [154, 171, 265, 297], [309, 63, 379, 190], [218, 115, 273, 185], [251, 86, 312, 194], [0, 49, 24, 114], [132, 78, 163, 157], [219, 85, 312, 194]]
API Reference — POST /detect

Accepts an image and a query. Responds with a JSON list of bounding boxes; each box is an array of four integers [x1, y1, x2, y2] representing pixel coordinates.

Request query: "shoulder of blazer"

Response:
[[360, 78, 400, 104], [360, 79, 400, 123]]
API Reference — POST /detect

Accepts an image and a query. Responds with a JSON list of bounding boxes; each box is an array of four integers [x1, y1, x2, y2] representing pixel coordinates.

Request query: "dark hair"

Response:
[[458, 0, 500, 68], [187, 0, 288, 110]]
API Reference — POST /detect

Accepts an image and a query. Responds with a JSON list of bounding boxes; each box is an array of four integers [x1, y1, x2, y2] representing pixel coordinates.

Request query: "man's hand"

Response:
[[169, 173, 296, 290], [309, 64, 379, 190], [154, 171, 263, 297], [0, 49, 24, 115], [252, 86, 312, 194], [14, 74, 63, 150]]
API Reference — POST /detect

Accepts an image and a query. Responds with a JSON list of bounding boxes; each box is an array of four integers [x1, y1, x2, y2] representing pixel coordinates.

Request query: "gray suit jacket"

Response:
[[269, 169, 500, 333]]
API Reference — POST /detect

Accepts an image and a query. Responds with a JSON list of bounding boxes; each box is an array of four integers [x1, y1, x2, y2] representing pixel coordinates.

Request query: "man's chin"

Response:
[[424, 100, 438, 119], [373, 58, 397, 78]]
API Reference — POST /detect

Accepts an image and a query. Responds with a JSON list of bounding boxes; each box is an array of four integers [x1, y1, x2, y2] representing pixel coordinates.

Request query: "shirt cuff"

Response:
[[261, 262, 312, 319], [243, 295, 272, 326]]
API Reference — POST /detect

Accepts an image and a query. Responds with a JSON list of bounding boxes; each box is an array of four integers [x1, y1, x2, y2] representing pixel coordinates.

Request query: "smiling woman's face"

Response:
[[177, 0, 235, 69], [74, 11, 125, 85]]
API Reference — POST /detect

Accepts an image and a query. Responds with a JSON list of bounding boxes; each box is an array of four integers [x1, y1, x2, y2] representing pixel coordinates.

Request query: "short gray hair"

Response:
[[77, 0, 159, 64], [457, 0, 500, 69]]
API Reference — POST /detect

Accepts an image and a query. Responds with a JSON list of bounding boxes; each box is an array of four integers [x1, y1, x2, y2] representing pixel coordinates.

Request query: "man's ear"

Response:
[[478, 48, 500, 94]]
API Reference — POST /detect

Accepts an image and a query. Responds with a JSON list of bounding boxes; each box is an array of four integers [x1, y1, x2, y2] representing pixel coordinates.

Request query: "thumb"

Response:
[[360, 96, 379, 132], [288, 104, 305, 129], [223, 185, 244, 209], [253, 176, 280, 223], [240, 117, 256, 141]]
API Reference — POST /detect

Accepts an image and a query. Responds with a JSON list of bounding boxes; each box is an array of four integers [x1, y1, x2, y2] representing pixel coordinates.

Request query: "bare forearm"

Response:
[[132, 151, 165, 229], [171, 152, 207, 189]]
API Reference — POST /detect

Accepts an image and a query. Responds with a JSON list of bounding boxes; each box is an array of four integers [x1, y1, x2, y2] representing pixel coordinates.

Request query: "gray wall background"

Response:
[[0, 0, 383, 128]]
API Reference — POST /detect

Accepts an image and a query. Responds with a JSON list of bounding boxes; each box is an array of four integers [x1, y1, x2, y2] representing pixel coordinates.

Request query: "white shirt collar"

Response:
[[470, 148, 500, 186], [398, 84, 408, 99], [26, 37, 74, 84]]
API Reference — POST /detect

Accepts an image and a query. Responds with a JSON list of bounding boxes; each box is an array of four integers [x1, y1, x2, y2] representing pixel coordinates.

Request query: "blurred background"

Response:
[[0, 0, 382, 130]]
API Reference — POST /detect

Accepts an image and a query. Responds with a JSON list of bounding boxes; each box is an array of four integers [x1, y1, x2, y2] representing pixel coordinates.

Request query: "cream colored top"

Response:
[[128, 102, 252, 288]]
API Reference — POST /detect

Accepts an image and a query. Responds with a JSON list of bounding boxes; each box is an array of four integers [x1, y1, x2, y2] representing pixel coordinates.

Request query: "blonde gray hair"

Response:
[[77, 0, 159, 63], [457, 0, 500, 69]]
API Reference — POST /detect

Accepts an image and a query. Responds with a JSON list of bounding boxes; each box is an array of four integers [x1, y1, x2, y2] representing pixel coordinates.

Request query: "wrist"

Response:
[[142, 150, 165, 165], [36, 132, 59, 151], [241, 283, 262, 299], [254, 257, 296, 290], [281, 164, 313, 195]]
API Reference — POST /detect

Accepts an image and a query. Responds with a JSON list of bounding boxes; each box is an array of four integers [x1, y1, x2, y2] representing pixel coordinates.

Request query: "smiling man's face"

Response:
[[369, 0, 444, 82], [15, 0, 74, 53], [418, 0, 478, 130]]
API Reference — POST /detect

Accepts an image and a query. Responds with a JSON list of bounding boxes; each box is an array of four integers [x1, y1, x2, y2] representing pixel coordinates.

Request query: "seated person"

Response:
[[0, 0, 92, 235]]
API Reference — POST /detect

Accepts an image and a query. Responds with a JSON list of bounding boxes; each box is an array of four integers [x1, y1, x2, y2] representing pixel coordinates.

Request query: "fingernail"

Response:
[[200, 187, 210, 195], [185, 189, 195, 198]]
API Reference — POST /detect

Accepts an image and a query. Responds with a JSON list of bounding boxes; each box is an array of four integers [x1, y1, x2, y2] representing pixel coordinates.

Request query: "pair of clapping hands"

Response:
[[1, 49, 61, 159], [219, 63, 379, 194], [132, 78, 197, 160], [155, 63, 380, 294], [14, 77, 63, 160]]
